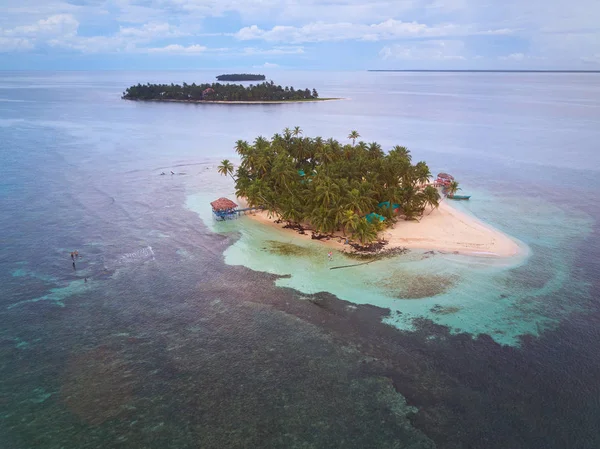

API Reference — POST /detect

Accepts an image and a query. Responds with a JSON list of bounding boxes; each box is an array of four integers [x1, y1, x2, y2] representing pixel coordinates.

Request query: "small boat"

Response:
[[447, 194, 471, 200]]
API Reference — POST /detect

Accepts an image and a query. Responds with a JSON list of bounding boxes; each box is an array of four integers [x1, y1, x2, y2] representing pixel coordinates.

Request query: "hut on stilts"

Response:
[[210, 197, 239, 221]]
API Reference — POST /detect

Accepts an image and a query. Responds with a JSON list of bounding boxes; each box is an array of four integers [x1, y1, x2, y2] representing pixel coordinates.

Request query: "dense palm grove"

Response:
[[216, 74, 266, 81], [122, 81, 319, 102], [219, 128, 440, 244]]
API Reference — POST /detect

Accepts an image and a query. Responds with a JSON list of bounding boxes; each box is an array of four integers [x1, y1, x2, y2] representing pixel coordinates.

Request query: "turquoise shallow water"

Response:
[[2, 70, 600, 448], [187, 168, 593, 346]]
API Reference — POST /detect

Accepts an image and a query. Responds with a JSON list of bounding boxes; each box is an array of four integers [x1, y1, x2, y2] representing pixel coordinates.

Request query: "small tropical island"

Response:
[[122, 81, 335, 103], [213, 128, 522, 257], [216, 73, 266, 81]]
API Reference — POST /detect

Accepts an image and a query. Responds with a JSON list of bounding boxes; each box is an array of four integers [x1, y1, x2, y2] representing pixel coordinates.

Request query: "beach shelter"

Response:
[[210, 197, 238, 220], [365, 212, 385, 223]]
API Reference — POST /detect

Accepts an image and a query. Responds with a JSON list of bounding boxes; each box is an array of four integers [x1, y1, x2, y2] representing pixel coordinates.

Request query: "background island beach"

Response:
[[1, 70, 600, 448]]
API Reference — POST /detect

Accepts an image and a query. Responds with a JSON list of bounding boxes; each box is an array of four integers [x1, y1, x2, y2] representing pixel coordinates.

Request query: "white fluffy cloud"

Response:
[[0, 0, 599, 66], [242, 46, 304, 55], [379, 40, 466, 61], [500, 52, 525, 61], [1, 13, 81, 51], [254, 62, 280, 68], [108, 0, 418, 24], [5, 14, 79, 37], [0, 13, 194, 53], [118, 22, 187, 39], [233, 20, 494, 43], [147, 44, 207, 54], [0, 37, 35, 52]]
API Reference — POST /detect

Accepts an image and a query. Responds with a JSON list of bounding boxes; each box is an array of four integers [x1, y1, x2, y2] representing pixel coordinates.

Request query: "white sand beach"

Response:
[[237, 197, 522, 258]]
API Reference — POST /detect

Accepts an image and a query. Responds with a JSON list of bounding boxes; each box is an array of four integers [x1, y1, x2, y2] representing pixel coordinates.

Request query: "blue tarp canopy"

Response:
[[378, 201, 400, 210], [365, 212, 385, 223]]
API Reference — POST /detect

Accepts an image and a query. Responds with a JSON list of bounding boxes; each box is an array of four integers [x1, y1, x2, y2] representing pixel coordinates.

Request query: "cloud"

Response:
[[242, 46, 304, 55], [499, 52, 525, 61], [379, 40, 466, 61], [118, 22, 188, 39], [581, 54, 600, 64], [1, 13, 191, 53], [477, 28, 514, 35], [146, 44, 207, 54], [3, 14, 79, 38], [0, 0, 599, 67], [1, 13, 81, 51], [234, 20, 472, 43], [107, 0, 418, 24], [253, 62, 279, 68], [0, 37, 35, 52]]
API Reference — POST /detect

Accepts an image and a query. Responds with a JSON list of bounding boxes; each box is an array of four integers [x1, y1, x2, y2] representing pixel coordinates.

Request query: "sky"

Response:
[[0, 0, 599, 70]]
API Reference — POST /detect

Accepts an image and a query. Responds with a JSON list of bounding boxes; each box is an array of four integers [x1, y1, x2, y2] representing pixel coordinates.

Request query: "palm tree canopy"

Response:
[[218, 159, 234, 178], [233, 128, 438, 243], [447, 181, 461, 195]]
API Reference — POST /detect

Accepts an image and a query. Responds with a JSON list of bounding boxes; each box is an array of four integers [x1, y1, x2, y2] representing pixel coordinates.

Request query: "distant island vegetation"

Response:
[[217, 128, 440, 244], [216, 74, 266, 81], [122, 81, 325, 102]]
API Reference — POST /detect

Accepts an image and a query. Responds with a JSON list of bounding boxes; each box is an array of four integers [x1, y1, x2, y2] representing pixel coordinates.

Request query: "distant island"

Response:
[[121, 81, 337, 103], [216, 74, 266, 81]]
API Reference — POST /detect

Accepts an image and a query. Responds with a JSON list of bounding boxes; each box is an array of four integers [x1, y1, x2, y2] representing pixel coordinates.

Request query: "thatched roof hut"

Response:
[[210, 197, 238, 211]]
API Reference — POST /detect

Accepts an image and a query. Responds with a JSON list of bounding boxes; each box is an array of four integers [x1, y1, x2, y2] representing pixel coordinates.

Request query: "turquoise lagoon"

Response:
[[187, 169, 593, 346]]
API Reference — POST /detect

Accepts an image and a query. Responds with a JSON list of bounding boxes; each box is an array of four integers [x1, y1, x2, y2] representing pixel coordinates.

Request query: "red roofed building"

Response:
[[210, 197, 238, 220], [202, 88, 215, 99]]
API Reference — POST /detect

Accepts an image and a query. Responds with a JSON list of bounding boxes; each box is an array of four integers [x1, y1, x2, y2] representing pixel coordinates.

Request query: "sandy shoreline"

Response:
[[237, 197, 522, 258]]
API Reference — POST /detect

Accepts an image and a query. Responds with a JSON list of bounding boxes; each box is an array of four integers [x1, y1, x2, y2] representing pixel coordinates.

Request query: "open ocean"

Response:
[[1, 70, 600, 448]]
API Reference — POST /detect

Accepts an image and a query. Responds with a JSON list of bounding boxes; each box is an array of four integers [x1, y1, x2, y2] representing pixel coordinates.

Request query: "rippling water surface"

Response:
[[1, 70, 600, 448]]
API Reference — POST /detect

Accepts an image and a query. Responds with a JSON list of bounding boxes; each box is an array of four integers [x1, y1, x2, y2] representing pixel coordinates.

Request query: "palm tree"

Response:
[[413, 161, 432, 186], [234, 139, 249, 156], [254, 136, 269, 151], [315, 144, 334, 165], [314, 176, 340, 208], [293, 126, 303, 138], [422, 185, 440, 215], [280, 197, 304, 224], [217, 159, 235, 181], [367, 142, 384, 160], [310, 206, 337, 234], [447, 180, 461, 197], [343, 189, 363, 215], [352, 218, 378, 244], [272, 154, 297, 195], [341, 210, 360, 236], [390, 145, 411, 163], [348, 130, 360, 146]]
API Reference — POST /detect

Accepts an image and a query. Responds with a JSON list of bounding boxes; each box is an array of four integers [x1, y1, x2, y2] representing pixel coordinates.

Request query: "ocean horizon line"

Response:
[[368, 69, 600, 73]]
